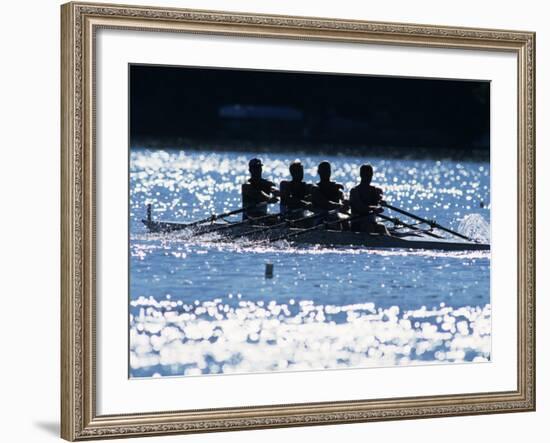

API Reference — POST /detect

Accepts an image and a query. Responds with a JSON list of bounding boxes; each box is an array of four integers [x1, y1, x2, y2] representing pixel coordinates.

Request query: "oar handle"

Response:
[[233, 208, 321, 239], [269, 211, 365, 243]]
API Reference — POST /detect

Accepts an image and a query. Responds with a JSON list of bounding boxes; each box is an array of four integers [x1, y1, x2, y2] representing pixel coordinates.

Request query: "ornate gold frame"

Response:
[[61, 2, 536, 440]]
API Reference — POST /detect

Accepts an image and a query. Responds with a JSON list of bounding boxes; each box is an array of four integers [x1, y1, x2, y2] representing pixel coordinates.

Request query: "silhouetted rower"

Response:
[[241, 158, 279, 220], [311, 161, 349, 228], [280, 160, 313, 219], [349, 164, 389, 235]]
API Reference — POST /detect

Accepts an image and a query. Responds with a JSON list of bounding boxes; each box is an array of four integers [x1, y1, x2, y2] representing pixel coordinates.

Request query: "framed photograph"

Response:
[[61, 2, 536, 440]]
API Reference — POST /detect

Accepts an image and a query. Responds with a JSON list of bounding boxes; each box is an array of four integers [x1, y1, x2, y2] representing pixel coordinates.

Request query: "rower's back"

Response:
[[310, 161, 346, 213], [349, 184, 383, 215], [280, 180, 311, 211], [279, 160, 312, 217], [311, 181, 345, 211], [241, 158, 277, 221], [349, 164, 388, 234], [241, 178, 276, 219]]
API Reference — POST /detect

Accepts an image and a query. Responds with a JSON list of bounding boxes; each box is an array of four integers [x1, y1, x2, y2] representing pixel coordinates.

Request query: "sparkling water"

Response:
[[129, 148, 491, 377]]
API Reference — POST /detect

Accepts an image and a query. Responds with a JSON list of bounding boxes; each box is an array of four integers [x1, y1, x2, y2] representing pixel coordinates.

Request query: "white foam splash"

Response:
[[458, 214, 490, 243]]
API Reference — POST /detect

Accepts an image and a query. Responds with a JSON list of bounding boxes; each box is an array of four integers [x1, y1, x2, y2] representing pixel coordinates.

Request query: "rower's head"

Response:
[[289, 160, 304, 181], [248, 158, 263, 179], [360, 164, 374, 184], [317, 161, 331, 181]]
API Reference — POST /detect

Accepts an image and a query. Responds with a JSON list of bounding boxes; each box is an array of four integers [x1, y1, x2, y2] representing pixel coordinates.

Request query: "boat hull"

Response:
[[142, 219, 490, 252]]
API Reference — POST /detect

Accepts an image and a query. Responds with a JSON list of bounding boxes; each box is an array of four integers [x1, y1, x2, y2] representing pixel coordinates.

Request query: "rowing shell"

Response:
[[142, 219, 490, 252]]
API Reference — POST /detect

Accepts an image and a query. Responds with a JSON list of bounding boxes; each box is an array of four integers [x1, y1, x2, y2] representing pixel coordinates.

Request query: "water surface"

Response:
[[129, 148, 491, 377]]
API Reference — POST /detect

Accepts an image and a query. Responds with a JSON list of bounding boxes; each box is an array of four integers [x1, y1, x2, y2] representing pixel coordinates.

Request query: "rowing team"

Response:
[[242, 158, 389, 234]]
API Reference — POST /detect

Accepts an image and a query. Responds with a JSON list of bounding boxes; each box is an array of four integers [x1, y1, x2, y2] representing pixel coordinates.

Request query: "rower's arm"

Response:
[[350, 188, 371, 214], [300, 185, 313, 207], [281, 182, 312, 209], [242, 184, 266, 207], [279, 181, 291, 205], [374, 186, 384, 204], [311, 187, 342, 210]]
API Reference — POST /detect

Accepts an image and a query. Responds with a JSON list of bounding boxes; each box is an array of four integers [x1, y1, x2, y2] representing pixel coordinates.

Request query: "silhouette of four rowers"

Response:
[[242, 158, 389, 234]]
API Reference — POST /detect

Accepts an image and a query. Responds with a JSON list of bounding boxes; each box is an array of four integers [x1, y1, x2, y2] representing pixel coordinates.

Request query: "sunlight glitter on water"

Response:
[[130, 296, 491, 377], [130, 148, 490, 230], [129, 148, 491, 377]]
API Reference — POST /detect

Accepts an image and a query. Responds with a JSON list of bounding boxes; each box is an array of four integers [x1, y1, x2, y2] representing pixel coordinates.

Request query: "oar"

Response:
[[269, 212, 369, 243], [153, 201, 274, 230], [381, 201, 475, 242], [233, 208, 338, 239], [193, 210, 282, 237], [376, 213, 444, 239]]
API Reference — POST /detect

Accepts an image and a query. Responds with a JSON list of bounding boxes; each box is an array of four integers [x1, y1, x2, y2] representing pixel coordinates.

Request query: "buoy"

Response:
[[265, 262, 274, 279]]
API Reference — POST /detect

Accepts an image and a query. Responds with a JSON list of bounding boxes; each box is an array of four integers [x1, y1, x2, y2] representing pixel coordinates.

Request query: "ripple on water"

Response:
[[130, 296, 491, 377], [129, 148, 491, 377]]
